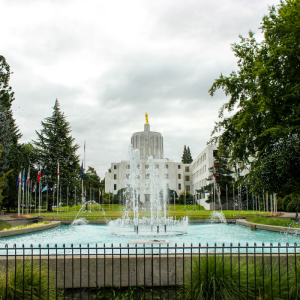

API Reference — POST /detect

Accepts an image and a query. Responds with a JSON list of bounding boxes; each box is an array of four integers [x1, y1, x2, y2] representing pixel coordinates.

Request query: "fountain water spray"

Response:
[[71, 200, 105, 225], [108, 146, 188, 236]]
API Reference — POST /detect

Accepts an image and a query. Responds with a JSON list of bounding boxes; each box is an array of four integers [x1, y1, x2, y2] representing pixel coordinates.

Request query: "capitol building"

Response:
[[105, 116, 217, 210]]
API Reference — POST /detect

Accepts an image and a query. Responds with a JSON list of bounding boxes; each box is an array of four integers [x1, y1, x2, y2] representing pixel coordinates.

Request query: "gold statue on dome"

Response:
[[145, 113, 149, 124]]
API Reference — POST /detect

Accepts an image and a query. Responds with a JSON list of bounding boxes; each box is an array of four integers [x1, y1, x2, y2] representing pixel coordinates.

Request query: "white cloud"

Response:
[[1, 0, 274, 178]]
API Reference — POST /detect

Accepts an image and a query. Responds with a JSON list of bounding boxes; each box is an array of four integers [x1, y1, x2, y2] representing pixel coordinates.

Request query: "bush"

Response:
[[0, 259, 58, 299], [181, 256, 256, 300], [183, 255, 300, 299], [0, 221, 12, 231]]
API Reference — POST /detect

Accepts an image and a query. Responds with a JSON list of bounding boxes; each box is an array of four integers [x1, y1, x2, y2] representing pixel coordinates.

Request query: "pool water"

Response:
[[1, 223, 299, 252]]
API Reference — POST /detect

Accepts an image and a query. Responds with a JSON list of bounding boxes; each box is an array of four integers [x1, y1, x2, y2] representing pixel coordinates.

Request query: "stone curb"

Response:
[[236, 219, 300, 234], [0, 221, 61, 237]]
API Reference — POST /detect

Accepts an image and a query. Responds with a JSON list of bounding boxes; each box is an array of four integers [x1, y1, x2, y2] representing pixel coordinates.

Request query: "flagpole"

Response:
[[17, 172, 21, 217], [226, 184, 228, 211], [35, 182, 36, 213], [46, 183, 48, 213], [67, 186, 69, 213], [39, 180, 41, 217], [22, 169, 24, 217], [174, 191, 175, 210], [75, 187, 76, 211], [57, 161, 59, 220]]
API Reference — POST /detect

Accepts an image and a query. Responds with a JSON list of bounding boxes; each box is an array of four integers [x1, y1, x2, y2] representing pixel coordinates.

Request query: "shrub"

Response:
[[0, 259, 58, 299], [181, 255, 256, 300], [0, 221, 12, 231]]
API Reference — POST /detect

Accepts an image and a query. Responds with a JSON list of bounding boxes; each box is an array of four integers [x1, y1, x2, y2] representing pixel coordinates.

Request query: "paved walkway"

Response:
[[279, 212, 297, 218], [0, 213, 18, 221]]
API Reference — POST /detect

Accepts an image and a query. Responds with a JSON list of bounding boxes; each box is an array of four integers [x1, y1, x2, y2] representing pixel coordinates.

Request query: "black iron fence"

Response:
[[0, 243, 299, 299]]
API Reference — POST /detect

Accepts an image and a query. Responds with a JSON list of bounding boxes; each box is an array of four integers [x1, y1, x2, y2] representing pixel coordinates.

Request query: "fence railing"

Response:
[[0, 243, 299, 299]]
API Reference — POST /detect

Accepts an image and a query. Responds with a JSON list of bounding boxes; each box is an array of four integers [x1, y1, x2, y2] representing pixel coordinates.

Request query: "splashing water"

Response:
[[210, 211, 227, 224], [71, 200, 105, 225], [108, 146, 188, 236]]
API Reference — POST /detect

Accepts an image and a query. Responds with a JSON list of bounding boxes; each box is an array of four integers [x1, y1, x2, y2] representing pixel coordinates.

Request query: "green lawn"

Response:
[[247, 216, 300, 228], [34, 204, 268, 221]]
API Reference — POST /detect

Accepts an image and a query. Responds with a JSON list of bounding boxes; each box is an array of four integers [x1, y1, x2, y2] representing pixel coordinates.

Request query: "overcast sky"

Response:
[[1, 0, 275, 178]]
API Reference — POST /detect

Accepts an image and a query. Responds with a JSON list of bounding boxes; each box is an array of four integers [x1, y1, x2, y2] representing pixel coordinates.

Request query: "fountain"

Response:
[[108, 147, 188, 236], [71, 201, 105, 225]]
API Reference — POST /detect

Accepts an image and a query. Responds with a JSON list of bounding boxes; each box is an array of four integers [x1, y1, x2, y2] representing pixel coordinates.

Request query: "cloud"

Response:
[[1, 0, 274, 178]]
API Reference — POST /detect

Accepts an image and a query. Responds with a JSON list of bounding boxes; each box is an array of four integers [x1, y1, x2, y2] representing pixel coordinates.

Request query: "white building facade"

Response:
[[105, 121, 217, 209]]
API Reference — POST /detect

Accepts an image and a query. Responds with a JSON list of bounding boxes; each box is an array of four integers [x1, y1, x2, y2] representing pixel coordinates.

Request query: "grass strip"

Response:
[[247, 216, 300, 228]]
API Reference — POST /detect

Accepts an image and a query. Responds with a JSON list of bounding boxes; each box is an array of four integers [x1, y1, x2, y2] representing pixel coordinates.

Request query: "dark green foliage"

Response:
[[245, 134, 300, 196], [181, 145, 193, 164], [0, 259, 57, 299], [209, 0, 300, 198], [182, 256, 256, 300], [0, 220, 12, 231], [202, 150, 234, 205], [33, 100, 80, 211], [0, 56, 22, 211], [178, 191, 193, 204], [183, 255, 300, 300]]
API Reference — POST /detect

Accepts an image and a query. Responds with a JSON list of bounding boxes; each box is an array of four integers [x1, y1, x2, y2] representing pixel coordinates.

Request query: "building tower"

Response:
[[131, 113, 164, 160]]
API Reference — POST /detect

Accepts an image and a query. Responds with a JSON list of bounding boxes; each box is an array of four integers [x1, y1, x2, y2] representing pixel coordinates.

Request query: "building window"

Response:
[[186, 185, 190, 192], [185, 166, 189, 172], [165, 164, 168, 169], [178, 174, 181, 179], [178, 165, 181, 169], [145, 194, 150, 202], [126, 174, 130, 179], [164, 174, 169, 179], [145, 165, 149, 169], [145, 174, 150, 179], [178, 184, 181, 190], [114, 174, 117, 180], [114, 184, 117, 190], [155, 164, 159, 169], [185, 176, 190, 181], [126, 165, 130, 169], [114, 165, 117, 169], [137, 165, 140, 169]]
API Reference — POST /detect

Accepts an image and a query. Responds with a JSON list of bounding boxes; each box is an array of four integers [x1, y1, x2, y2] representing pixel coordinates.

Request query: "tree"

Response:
[[187, 147, 193, 164], [0, 55, 22, 211], [84, 166, 102, 200], [33, 100, 80, 211], [202, 150, 235, 205], [0, 145, 12, 205], [208, 0, 300, 195], [181, 145, 193, 164], [245, 134, 300, 196]]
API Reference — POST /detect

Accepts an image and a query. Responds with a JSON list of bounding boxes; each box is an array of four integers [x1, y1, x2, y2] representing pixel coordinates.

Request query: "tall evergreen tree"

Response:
[[202, 150, 235, 205], [181, 145, 188, 163], [182, 145, 193, 164], [33, 100, 80, 211], [186, 147, 193, 164], [0, 55, 22, 211]]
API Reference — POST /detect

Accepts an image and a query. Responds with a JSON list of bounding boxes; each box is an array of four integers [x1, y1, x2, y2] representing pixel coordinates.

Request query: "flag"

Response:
[[213, 162, 216, 180], [42, 185, 48, 192], [172, 190, 175, 196], [37, 166, 41, 182], [57, 161, 60, 180], [25, 168, 29, 191], [32, 185, 36, 193], [22, 169, 25, 185], [16, 172, 21, 187], [81, 161, 84, 179], [238, 168, 240, 178], [203, 187, 205, 195]]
